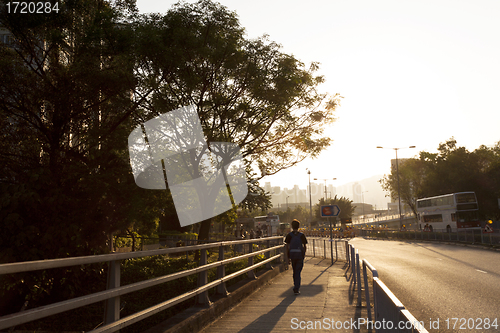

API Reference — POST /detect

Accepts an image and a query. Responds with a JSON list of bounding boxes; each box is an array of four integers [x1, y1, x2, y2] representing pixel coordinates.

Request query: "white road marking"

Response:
[[476, 269, 487, 274]]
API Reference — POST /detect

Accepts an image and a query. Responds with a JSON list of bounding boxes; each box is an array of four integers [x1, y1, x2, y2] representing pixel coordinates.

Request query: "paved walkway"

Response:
[[200, 257, 373, 333]]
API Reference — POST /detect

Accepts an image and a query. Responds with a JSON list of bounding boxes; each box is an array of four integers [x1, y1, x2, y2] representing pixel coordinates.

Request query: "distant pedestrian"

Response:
[[285, 219, 308, 295]]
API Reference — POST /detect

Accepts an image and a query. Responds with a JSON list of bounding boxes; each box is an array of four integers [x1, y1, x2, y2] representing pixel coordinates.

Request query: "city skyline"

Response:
[[263, 174, 391, 211]]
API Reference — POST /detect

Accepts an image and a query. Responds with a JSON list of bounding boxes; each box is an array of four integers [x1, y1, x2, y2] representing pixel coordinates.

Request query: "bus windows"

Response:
[[456, 211, 479, 223], [455, 192, 476, 204], [423, 214, 443, 223]]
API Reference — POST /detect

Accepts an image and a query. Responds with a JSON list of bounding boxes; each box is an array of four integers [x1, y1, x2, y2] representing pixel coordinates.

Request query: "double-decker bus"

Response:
[[254, 213, 280, 236], [416, 192, 481, 232], [278, 222, 291, 236]]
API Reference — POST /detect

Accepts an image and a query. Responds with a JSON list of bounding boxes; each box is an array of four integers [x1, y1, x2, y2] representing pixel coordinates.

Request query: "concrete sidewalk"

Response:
[[200, 257, 373, 333]]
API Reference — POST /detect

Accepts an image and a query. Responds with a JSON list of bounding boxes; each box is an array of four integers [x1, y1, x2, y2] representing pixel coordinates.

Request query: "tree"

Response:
[[379, 158, 426, 219], [313, 196, 355, 226], [134, 0, 341, 241], [0, 0, 167, 314], [0, 0, 161, 260], [275, 205, 310, 226], [379, 138, 500, 220]]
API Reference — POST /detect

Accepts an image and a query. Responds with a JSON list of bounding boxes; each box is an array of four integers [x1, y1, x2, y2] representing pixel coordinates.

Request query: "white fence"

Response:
[[347, 243, 429, 333], [0, 237, 284, 332], [307, 238, 349, 262]]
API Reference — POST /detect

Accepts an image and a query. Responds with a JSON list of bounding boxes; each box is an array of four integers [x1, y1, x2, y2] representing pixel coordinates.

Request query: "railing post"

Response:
[[362, 261, 372, 322], [356, 250, 362, 307], [284, 241, 287, 265], [196, 249, 211, 305], [247, 242, 256, 279], [348, 244, 352, 268], [104, 260, 120, 326], [351, 246, 356, 284], [323, 239, 326, 259], [345, 241, 349, 262], [216, 244, 228, 296], [330, 239, 334, 265], [313, 239, 316, 258], [265, 239, 273, 269]]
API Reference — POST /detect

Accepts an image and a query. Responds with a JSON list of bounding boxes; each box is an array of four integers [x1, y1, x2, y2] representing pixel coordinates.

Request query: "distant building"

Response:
[[327, 184, 336, 198], [352, 182, 362, 202], [0, 26, 14, 46], [310, 182, 322, 204], [352, 203, 373, 216]]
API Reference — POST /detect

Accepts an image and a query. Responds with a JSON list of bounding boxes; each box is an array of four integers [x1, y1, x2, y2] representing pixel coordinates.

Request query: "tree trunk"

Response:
[[195, 218, 212, 261], [127, 229, 136, 252], [198, 218, 212, 241]]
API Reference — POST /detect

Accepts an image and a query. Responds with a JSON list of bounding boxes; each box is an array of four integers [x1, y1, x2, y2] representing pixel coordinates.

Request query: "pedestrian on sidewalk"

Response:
[[285, 219, 307, 295]]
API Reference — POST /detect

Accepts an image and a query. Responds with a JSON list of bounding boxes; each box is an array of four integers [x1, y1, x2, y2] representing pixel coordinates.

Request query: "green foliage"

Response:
[[134, 0, 340, 240], [313, 196, 355, 223], [0, 0, 163, 313], [158, 231, 198, 238], [379, 157, 426, 218], [0, 0, 339, 313], [380, 138, 500, 220], [275, 205, 311, 225]]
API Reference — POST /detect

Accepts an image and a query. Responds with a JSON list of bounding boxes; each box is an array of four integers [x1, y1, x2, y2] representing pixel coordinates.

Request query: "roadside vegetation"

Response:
[[13, 246, 269, 332], [380, 138, 500, 221]]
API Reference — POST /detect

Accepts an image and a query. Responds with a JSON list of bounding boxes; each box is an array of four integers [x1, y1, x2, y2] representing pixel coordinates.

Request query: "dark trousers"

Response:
[[291, 258, 304, 291]]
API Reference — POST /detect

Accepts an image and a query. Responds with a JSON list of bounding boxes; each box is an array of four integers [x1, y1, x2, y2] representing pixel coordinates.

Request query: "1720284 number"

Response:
[[5, 2, 60, 14], [445, 318, 498, 330]]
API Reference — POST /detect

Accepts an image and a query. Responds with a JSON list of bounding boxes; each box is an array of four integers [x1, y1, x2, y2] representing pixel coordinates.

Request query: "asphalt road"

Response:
[[349, 237, 500, 333]]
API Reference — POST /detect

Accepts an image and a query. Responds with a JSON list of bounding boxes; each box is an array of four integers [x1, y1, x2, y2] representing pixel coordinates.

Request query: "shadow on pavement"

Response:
[[237, 295, 297, 333], [236, 258, 328, 332]]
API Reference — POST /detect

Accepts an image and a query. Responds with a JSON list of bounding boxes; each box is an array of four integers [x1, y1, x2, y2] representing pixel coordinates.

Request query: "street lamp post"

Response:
[[314, 178, 337, 202], [377, 146, 416, 229], [307, 169, 312, 225], [314, 177, 337, 253], [362, 191, 368, 221]]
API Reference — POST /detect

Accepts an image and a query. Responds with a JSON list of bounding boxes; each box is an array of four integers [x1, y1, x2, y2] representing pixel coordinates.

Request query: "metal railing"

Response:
[[358, 228, 500, 246], [347, 243, 429, 333], [307, 238, 349, 262], [0, 236, 285, 332]]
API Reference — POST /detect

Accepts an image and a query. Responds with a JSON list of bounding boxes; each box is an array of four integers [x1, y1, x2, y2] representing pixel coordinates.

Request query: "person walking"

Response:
[[285, 219, 307, 295]]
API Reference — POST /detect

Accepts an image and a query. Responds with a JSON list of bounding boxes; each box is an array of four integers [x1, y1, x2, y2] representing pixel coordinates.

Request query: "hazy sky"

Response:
[[136, 0, 500, 191]]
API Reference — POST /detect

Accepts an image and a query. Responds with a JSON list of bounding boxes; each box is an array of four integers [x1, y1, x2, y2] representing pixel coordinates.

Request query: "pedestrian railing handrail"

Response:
[[306, 238, 349, 263], [0, 237, 280, 275], [0, 236, 285, 332], [357, 228, 500, 246], [348, 243, 429, 333]]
